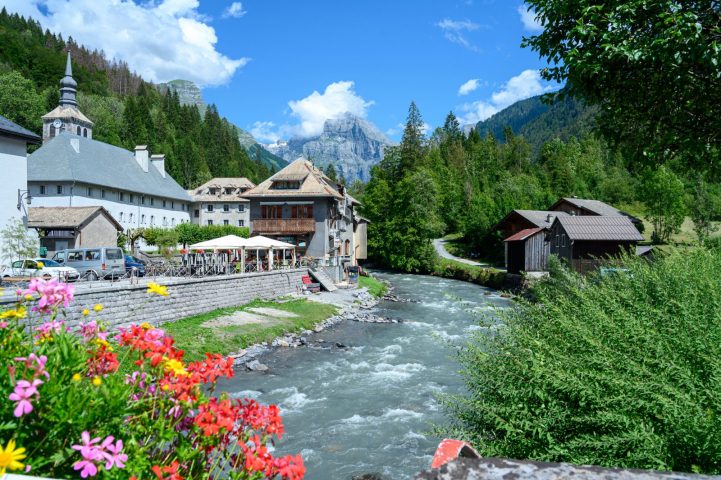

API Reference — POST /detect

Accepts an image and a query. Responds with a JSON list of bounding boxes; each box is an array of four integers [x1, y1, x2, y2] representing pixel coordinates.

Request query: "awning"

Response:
[[189, 235, 252, 250]]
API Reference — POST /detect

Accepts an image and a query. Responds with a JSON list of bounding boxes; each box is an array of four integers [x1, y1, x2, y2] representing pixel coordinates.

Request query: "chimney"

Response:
[[135, 145, 149, 172], [151, 154, 166, 178], [546, 213, 552, 224]]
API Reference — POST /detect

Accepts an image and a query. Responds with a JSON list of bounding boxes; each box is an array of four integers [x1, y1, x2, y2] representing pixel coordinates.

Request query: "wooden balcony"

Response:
[[252, 218, 316, 234]]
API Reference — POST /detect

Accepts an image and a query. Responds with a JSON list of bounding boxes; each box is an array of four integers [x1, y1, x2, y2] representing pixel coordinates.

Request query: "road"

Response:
[[432, 238, 485, 267]]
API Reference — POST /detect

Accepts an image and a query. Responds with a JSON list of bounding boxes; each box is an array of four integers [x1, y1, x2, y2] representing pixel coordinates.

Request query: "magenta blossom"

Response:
[[34, 320, 66, 341], [14, 353, 49, 379], [22, 277, 75, 313], [72, 431, 102, 478], [101, 437, 127, 470], [9, 379, 43, 417]]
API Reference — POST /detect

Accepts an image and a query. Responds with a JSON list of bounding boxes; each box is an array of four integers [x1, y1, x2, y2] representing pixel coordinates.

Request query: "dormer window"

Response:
[[271, 180, 301, 190], [225, 188, 234, 195], [209, 188, 218, 195]]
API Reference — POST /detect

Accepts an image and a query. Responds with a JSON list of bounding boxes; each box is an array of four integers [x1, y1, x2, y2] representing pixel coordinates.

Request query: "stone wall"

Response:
[[2, 269, 307, 330], [412, 457, 718, 480]]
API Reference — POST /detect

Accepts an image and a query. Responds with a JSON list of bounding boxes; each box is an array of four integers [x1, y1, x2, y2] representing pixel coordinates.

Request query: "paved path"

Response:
[[433, 238, 485, 267]]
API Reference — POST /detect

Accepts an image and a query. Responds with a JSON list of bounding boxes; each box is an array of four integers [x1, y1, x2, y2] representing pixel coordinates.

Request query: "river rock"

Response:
[[246, 360, 269, 372], [352, 474, 390, 480], [275, 339, 290, 348]]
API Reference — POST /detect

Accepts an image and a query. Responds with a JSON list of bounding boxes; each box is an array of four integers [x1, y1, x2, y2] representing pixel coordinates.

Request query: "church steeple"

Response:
[[41, 50, 94, 143], [58, 51, 78, 108]]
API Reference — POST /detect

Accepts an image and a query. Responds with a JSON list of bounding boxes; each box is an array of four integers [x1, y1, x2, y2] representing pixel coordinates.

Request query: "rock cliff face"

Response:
[[266, 113, 394, 182], [157, 80, 287, 171]]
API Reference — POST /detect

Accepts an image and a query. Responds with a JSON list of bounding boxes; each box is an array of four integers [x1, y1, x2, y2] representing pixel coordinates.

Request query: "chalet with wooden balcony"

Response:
[[243, 158, 366, 266]]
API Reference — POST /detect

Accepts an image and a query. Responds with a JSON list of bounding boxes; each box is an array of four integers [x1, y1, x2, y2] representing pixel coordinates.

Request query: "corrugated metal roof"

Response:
[[515, 210, 569, 228], [504, 227, 543, 242], [0, 114, 41, 143], [28, 206, 122, 231], [28, 133, 191, 202], [557, 215, 644, 241], [551, 198, 641, 223]]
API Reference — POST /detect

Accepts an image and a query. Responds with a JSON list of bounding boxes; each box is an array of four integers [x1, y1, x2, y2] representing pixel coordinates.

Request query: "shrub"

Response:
[[0, 278, 304, 479], [440, 249, 721, 473]]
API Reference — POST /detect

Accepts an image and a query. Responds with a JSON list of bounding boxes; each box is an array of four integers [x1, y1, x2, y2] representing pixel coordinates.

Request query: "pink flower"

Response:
[[101, 437, 127, 470], [22, 278, 75, 313], [0, 321, 7, 329], [34, 320, 66, 341], [9, 379, 43, 417], [72, 432, 102, 478], [14, 353, 49, 379]]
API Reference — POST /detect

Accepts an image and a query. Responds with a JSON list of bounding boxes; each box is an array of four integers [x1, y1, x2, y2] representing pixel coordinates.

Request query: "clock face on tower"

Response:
[[53, 119, 62, 128]]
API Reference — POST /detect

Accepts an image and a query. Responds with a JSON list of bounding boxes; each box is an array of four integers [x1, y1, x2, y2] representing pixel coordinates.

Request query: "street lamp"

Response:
[[17, 189, 32, 210]]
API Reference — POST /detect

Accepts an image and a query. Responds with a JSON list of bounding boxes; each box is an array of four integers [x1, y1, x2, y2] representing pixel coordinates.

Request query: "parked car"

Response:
[[1, 259, 79, 281], [52, 247, 125, 280], [124, 254, 146, 277]]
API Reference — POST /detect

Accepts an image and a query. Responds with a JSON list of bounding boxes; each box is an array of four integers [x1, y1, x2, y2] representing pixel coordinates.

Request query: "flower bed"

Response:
[[0, 278, 305, 479]]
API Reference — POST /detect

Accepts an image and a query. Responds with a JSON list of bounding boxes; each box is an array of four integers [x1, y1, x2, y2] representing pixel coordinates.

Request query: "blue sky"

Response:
[[1, 0, 552, 142]]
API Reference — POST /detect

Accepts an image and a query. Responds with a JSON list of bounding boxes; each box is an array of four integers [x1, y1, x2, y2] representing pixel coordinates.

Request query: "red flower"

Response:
[[274, 454, 306, 480], [238, 399, 285, 438], [152, 461, 183, 480], [187, 354, 234, 385]]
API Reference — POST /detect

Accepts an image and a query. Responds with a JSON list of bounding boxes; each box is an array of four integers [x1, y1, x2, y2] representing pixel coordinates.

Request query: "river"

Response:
[[217, 272, 510, 479]]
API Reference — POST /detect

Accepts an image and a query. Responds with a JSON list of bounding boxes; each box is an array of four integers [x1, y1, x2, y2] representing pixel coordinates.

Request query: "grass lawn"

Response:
[[358, 275, 388, 297], [163, 298, 338, 361]]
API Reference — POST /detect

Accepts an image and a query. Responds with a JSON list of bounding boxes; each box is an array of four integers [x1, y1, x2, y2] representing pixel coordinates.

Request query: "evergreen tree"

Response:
[[399, 101, 426, 172], [324, 163, 338, 182]]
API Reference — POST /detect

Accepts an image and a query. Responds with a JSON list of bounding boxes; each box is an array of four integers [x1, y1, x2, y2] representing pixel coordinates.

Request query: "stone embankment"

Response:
[[234, 285, 409, 371]]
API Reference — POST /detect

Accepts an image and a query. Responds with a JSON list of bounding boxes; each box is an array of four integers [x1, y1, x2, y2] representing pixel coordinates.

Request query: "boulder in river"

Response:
[[352, 474, 390, 480], [246, 360, 269, 372]]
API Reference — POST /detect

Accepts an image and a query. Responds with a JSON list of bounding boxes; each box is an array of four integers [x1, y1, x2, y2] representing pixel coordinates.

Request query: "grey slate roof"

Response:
[[0, 114, 41, 143], [551, 197, 642, 224], [28, 133, 191, 202], [556, 215, 644, 241], [28, 206, 122, 231], [514, 210, 569, 229]]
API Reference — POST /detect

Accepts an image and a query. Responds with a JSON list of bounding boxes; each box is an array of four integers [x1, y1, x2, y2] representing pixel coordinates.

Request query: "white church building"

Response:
[[27, 53, 192, 234]]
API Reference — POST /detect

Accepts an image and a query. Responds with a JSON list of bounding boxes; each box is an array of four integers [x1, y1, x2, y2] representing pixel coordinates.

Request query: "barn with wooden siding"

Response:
[[504, 227, 548, 275], [493, 210, 568, 240], [549, 215, 644, 274]]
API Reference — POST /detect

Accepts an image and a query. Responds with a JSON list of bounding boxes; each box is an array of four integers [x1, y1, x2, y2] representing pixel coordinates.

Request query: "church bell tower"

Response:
[[41, 51, 94, 143]]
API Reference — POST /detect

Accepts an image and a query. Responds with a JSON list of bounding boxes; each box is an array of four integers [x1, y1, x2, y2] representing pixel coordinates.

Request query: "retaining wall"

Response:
[[2, 269, 307, 330]]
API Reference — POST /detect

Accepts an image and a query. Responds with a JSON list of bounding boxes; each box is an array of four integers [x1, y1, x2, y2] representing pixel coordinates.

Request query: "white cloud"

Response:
[[252, 81, 375, 141], [518, 5, 543, 32], [223, 2, 246, 18], [288, 81, 374, 138], [459, 69, 552, 124], [458, 78, 481, 96], [0, 0, 248, 87], [436, 18, 482, 52]]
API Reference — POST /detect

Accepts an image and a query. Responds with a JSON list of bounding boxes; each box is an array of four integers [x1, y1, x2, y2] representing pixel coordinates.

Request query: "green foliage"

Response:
[[0, 71, 46, 132], [440, 249, 721, 474], [642, 165, 688, 243], [0, 217, 39, 264], [141, 224, 249, 249], [522, 1, 721, 171], [324, 163, 338, 182], [163, 298, 338, 361], [431, 259, 507, 289], [358, 275, 388, 298], [689, 177, 721, 245]]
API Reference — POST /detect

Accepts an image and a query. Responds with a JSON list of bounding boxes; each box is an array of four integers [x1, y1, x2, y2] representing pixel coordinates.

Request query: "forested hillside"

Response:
[[475, 93, 598, 154], [0, 8, 272, 187]]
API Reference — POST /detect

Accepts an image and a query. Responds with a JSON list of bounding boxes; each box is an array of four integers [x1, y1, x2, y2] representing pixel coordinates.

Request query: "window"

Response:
[[106, 249, 122, 260], [150, 215, 154, 226], [163, 200, 167, 208], [270, 180, 301, 190], [238, 204, 245, 212], [120, 192, 125, 202], [225, 188, 234, 195], [101, 189, 106, 199], [261, 205, 283, 219], [56, 185, 63, 195], [120, 212, 124, 222], [207, 220, 213, 226], [290, 205, 313, 219], [163, 217, 167, 226], [150, 198, 155, 206], [172, 201, 175, 209], [83, 128, 88, 138], [129, 194, 134, 203], [39, 185, 46, 195], [223, 204, 230, 212], [238, 220, 245, 227], [194, 209, 200, 218], [223, 220, 229, 226], [129, 213, 134, 222], [50, 125, 56, 138], [141, 214, 146, 224], [141, 196, 146, 205], [561, 234, 567, 247], [207, 204, 214, 213], [209, 188, 218, 195], [88, 187, 94, 197], [76, 126, 81, 135], [85, 250, 101, 261], [172, 218, 176, 226]]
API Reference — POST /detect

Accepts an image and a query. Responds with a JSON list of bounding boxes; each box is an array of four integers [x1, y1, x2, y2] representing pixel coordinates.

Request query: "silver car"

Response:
[[53, 247, 125, 280]]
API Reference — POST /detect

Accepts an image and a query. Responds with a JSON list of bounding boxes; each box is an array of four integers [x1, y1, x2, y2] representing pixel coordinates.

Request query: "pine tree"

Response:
[[399, 101, 426, 172], [324, 163, 338, 182]]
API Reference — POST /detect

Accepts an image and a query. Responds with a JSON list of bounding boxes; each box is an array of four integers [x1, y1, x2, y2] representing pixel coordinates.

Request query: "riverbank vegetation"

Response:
[[358, 275, 388, 298], [441, 249, 721, 473], [163, 298, 337, 361]]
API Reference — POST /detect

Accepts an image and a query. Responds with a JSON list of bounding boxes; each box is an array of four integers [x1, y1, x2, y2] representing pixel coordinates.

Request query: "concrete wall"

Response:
[[77, 212, 119, 249], [1, 269, 307, 331], [28, 182, 191, 231], [0, 136, 31, 263]]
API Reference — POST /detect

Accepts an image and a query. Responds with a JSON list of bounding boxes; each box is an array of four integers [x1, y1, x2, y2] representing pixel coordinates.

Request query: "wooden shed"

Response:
[[494, 210, 568, 240], [549, 215, 644, 274], [504, 227, 548, 275]]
